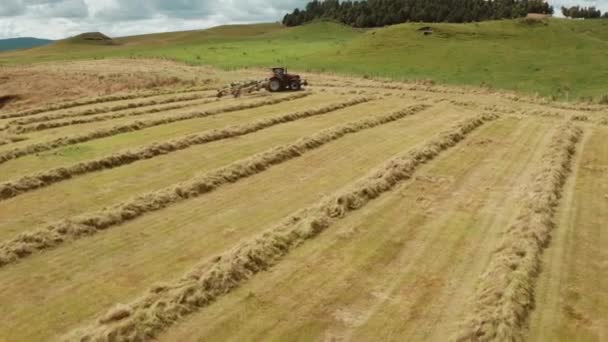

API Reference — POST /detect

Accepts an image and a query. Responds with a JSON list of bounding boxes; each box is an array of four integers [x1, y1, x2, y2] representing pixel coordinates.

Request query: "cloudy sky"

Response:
[[0, 0, 606, 40]]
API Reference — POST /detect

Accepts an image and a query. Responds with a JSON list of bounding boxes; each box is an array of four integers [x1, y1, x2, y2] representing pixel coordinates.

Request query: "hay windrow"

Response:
[[0, 103, 430, 268], [0, 97, 371, 201], [8, 92, 216, 128], [12, 97, 221, 134], [63, 111, 497, 342], [455, 123, 583, 342], [0, 86, 216, 120], [313, 81, 473, 95], [571, 114, 588, 122], [0, 92, 310, 166], [0, 134, 28, 146], [315, 81, 608, 113], [539, 101, 608, 113]]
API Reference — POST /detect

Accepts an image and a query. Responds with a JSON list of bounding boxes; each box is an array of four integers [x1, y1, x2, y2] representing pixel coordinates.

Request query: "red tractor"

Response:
[[267, 67, 307, 92]]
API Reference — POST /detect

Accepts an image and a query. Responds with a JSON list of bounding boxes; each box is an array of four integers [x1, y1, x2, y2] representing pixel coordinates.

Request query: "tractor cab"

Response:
[[271, 67, 286, 79]]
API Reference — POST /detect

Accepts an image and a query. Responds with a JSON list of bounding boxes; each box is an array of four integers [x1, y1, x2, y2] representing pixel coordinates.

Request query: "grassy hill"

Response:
[[0, 37, 53, 52], [2, 19, 608, 100], [63, 32, 117, 45]]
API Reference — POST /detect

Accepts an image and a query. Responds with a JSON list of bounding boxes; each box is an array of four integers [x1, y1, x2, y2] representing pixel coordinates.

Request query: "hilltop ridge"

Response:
[[65, 32, 117, 45]]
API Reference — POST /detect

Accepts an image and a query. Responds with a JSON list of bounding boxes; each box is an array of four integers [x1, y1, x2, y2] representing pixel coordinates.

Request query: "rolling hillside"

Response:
[[1, 19, 608, 100]]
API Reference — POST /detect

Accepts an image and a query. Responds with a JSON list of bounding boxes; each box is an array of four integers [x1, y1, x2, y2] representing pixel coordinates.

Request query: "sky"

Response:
[[0, 0, 606, 40]]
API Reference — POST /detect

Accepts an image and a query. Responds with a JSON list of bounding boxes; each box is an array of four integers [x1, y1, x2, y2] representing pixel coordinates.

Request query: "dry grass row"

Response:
[[455, 122, 583, 342], [571, 115, 589, 122], [314, 82, 404, 91], [65, 112, 498, 342], [319, 80, 607, 113], [0, 103, 430, 269], [482, 105, 518, 115], [483, 104, 573, 121], [497, 92, 608, 113], [313, 81, 476, 96], [0, 134, 28, 147], [0, 86, 216, 120], [0, 97, 371, 201], [0, 93, 310, 166], [528, 98, 608, 113], [8, 92, 216, 127], [11, 98, 221, 134]]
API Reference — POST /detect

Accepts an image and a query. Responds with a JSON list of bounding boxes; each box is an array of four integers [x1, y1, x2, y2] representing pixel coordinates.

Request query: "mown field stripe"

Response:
[[0, 103, 429, 268], [0, 97, 371, 201], [313, 81, 471, 95], [9, 91, 217, 128], [316, 82, 608, 113], [0, 92, 310, 166], [455, 122, 583, 342], [0, 135, 28, 147], [0, 86, 216, 120], [12, 97, 220, 134], [64, 112, 498, 342]]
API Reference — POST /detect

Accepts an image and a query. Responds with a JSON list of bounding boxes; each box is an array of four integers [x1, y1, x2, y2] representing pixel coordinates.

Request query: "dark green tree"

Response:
[[282, 0, 557, 27], [562, 6, 602, 18]]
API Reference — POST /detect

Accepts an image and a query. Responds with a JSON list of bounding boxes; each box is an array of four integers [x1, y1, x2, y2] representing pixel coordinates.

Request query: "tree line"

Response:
[[283, 0, 555, 27], [561, 6, 607, 19]]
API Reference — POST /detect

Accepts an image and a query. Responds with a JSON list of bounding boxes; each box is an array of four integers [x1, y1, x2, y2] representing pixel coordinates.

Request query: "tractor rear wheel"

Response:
[[268, 79, 282, 92], [289, 80, 301, 91]]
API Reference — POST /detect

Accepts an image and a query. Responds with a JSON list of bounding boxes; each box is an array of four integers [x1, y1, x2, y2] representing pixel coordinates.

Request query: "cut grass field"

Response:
[[0, 66, 605, 341], [157, 115, 553, 342], [528, 126, 608, 341], [2, 19, 608, 100]]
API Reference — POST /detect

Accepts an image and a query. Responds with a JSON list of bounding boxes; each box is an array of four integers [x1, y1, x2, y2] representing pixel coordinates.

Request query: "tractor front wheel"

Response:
[[268, 79, 282, 92], [289, 80, 301, 91]]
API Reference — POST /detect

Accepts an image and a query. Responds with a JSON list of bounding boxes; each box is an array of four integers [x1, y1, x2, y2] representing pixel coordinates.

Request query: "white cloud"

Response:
[[552, 0, 606, 15], [0, 0, 26, 16], [0, 0, 606, 40], [0, 0, 311, 39]]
